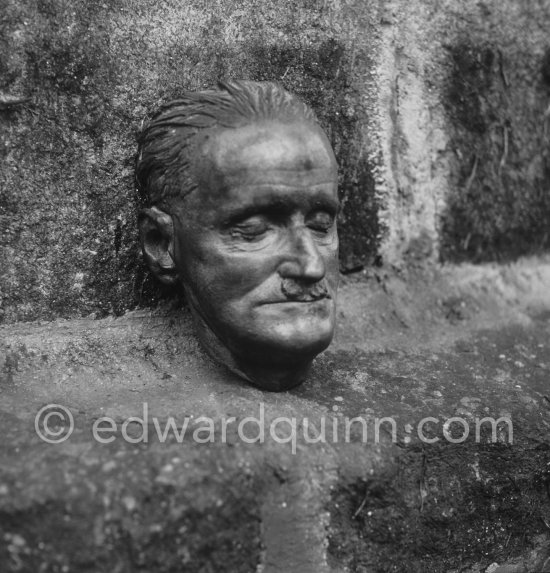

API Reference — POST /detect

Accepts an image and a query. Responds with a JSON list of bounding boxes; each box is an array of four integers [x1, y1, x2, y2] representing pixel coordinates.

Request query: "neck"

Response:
[[189, 307, 312, 392]]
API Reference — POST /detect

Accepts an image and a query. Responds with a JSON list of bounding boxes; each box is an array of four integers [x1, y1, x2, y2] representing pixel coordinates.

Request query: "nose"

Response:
[[278, 228, 326, 282]]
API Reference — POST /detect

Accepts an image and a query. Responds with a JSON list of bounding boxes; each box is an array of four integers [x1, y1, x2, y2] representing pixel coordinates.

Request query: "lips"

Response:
[[263, 296, 330, 304]]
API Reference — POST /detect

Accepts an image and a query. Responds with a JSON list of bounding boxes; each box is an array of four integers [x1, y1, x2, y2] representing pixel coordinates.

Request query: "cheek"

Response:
[[321, 241, 340, 286], [187, 247, 276, 304], [176, 226, 340, 306]]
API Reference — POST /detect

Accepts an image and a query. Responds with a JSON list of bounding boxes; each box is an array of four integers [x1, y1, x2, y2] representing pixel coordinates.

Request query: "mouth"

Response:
[[259, 295, 331, 305], [285, 293, 330, 303]]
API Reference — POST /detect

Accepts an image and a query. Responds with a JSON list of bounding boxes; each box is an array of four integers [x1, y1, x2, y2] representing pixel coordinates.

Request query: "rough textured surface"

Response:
[[435, 1, 550, 262], [1, 260, 550, 572], [373, 0, 550, 265], [2, 3, 550, 569], [2, 0, 550, 322], [0, 0, 381, 323]]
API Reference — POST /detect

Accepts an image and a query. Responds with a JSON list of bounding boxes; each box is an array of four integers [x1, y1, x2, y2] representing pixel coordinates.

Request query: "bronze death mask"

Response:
[[136, 80, 339, 391]]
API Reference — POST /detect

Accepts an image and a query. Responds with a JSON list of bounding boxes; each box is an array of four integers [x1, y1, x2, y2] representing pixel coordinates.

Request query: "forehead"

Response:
[[207, 120, 336, 172], [193, 120, 338, 203]]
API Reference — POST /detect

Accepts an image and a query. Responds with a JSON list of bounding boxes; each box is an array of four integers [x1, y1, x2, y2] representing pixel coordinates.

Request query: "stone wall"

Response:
[[1, 0, 549, 323]]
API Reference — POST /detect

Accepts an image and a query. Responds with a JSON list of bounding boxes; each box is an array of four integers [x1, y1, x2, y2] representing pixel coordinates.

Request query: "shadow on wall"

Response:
[[440, 41, 550, 263]]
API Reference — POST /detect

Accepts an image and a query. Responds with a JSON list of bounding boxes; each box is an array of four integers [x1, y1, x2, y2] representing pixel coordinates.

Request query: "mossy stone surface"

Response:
[[0, 0, 380, 323]]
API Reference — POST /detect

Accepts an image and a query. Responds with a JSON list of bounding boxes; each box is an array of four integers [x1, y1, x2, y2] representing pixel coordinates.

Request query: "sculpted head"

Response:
[[136, 80, 339, 391]]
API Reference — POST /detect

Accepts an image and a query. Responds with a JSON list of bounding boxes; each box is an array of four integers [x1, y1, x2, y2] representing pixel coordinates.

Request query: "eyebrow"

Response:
[[219, 187, 340, 224]]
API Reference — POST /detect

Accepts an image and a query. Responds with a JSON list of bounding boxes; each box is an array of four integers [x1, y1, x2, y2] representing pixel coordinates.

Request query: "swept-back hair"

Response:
[[135, 79, 317, 207]]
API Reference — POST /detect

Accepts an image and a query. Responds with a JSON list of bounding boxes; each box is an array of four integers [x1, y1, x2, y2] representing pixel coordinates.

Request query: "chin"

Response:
[[248, 301, 335, 354], [259, 315, 335, 360]]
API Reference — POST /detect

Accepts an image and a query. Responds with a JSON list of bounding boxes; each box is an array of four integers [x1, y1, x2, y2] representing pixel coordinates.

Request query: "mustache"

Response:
[[280, 279, 331, 302]]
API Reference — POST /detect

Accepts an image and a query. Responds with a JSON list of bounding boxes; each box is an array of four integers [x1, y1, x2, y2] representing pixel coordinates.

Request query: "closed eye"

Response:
[[231, 216, 269, 240], [306, 210, 335, 233]]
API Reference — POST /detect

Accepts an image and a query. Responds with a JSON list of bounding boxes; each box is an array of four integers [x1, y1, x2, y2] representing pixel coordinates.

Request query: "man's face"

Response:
[[170, 120, 339, 369]]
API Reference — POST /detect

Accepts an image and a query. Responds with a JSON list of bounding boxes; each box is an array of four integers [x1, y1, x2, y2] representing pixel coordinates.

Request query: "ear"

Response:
[[138, 207, 179, 285]]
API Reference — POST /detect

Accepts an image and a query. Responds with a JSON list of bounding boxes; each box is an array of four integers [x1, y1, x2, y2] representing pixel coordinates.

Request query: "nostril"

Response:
[[278, 231, 326, 280], [303, 250, 325, 279], [277, 259, 303, 279], [300, 243, 326, 280], [278, 256, 326, 282]]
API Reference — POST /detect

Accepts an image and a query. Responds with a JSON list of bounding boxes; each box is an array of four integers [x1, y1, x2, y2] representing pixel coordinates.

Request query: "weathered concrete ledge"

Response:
[[1, 259, 550, 572]]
